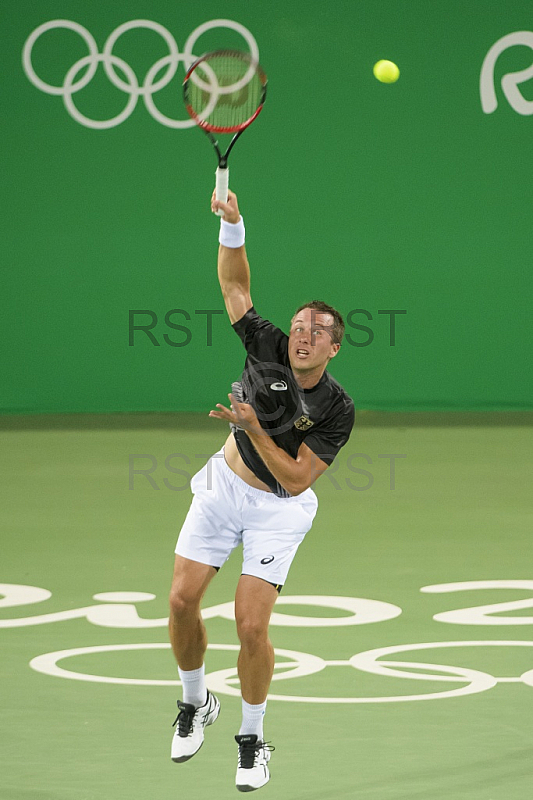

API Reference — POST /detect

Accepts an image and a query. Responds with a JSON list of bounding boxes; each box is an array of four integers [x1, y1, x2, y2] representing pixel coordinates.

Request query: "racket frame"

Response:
[[183, 50, 267, 211]]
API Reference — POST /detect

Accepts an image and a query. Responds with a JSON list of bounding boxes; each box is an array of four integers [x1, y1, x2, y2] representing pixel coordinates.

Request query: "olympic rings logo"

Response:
[[22, 19, 259, 129]]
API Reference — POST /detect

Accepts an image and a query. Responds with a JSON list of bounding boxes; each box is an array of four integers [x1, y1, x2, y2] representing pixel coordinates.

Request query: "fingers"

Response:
[[208, 397, 241, 422], [208, 397, 262, 436], [210, 189, 240, 222], [211, 196, 231, 215], [208, 402, 234, 421], [211, 189, 236, 202]]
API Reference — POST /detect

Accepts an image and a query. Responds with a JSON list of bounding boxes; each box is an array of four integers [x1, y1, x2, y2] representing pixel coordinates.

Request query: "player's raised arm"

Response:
[[212, 190, 253, 325]]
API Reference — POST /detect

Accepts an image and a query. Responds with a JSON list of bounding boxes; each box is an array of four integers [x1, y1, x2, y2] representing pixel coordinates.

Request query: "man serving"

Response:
[[169, 190, 355, 792]]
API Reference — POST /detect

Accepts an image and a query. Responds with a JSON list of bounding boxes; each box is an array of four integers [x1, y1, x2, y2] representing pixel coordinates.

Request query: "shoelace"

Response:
[[238, 740, 275, 770], [172, 703, 195, 738]]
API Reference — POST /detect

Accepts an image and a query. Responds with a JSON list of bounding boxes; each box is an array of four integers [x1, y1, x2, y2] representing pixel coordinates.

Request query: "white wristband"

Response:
[[219, 216, 245, 248]]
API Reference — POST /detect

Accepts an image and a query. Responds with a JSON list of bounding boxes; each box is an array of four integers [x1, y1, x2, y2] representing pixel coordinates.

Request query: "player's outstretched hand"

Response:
[[211, 189, 240, 223], [209, 393, 263, 436]]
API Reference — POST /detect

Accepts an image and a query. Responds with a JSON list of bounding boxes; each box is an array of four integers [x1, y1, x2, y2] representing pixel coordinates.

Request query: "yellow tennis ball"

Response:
[[373, 60, 400, 84]]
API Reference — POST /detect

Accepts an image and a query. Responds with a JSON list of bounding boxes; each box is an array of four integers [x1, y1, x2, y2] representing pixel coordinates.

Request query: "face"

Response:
[[288, 307, 340, 372]]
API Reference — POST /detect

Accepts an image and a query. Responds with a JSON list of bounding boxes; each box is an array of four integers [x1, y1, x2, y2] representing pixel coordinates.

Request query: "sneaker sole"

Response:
[[171, 740, 203, 763], [236, 780, 270, 793], [236, 770, 270, 792]]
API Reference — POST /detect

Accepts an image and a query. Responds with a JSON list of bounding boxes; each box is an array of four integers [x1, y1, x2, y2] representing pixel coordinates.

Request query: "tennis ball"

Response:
[[373, 60, 400, 84]]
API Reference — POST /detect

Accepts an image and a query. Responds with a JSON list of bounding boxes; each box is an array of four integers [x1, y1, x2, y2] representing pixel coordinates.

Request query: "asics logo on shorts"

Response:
[[22, 19, 259, 130], [270, 381, 287, 391], [260, 556, 275, 564]]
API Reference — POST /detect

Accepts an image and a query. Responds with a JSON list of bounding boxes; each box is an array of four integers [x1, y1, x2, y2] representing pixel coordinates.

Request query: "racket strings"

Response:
[[186, 53, 265, 131]]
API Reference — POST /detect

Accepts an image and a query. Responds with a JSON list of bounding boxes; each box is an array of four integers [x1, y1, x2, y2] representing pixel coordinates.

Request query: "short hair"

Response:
[[291, 300, 345, 345]]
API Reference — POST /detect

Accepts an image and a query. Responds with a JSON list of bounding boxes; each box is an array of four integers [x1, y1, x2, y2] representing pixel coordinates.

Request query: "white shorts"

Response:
[[175, 447, 318, 588]]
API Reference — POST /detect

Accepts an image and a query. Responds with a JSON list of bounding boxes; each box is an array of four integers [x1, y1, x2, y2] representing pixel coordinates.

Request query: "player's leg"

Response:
[[235, 574, 278, 710], [234, 575, 278, 791], [169, 554, 216, 688], [169, 554, 220, 763], [169, 446, 242, 762], [233, 487, 318, 790]]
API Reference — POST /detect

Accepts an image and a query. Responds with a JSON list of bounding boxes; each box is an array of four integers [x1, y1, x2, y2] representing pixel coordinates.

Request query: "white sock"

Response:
[[239, 699, 267, 739], [178, 665, 207, 708]]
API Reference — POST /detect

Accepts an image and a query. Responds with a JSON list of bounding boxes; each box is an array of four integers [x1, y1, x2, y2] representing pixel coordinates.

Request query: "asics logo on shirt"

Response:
[[270, 381, 287, 391]]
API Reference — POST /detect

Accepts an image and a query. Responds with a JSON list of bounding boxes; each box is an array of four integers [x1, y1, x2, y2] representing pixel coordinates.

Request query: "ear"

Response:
[[328, 342, 341, 359]]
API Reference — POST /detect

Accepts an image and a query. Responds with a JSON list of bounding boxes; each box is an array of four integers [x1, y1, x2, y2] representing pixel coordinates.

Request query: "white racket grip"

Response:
[[215, 166, 229, 217]]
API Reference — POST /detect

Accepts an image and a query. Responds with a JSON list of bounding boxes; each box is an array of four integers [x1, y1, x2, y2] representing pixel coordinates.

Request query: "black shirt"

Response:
[[230, 306, 355, 497]]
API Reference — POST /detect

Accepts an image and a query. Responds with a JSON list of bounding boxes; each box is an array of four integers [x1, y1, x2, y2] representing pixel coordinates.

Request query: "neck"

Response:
[[292, 364, 326, 390]]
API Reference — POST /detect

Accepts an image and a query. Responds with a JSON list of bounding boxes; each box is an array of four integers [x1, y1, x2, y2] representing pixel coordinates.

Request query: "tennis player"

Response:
[[169, 189, 355, 791]]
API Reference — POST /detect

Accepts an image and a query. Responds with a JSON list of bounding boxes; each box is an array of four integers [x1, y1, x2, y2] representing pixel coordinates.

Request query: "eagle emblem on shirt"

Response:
[[294, 415, 314, 431]]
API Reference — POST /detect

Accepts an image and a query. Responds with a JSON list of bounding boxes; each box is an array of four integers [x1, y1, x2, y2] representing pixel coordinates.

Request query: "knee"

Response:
[[169, 585, 201, 619], [236, 615, 269, 649]]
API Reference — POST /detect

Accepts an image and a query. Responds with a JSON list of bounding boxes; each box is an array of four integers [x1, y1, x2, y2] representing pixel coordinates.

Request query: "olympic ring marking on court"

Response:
[[22, 19, 259, 129], [29, 640, 533, 704]]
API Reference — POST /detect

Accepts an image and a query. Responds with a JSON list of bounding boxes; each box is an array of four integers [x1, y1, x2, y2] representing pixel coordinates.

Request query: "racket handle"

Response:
[[215, 166, 229, 217]]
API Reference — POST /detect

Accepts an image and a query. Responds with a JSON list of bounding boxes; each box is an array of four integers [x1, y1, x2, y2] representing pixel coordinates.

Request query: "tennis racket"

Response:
[[183, 49, 267, 215]]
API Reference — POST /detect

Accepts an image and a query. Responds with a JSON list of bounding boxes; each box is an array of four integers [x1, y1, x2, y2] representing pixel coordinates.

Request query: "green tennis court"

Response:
[[3, 1, 533, 797], [1, 413, 532, 799]]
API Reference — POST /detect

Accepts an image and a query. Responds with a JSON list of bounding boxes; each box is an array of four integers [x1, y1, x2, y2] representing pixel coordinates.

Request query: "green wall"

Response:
[[2, 1, 532, 412]]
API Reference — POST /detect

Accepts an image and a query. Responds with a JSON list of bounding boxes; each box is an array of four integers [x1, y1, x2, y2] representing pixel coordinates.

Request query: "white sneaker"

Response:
[[171, 691, 220, 763], [235, 734, 274, 792]]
